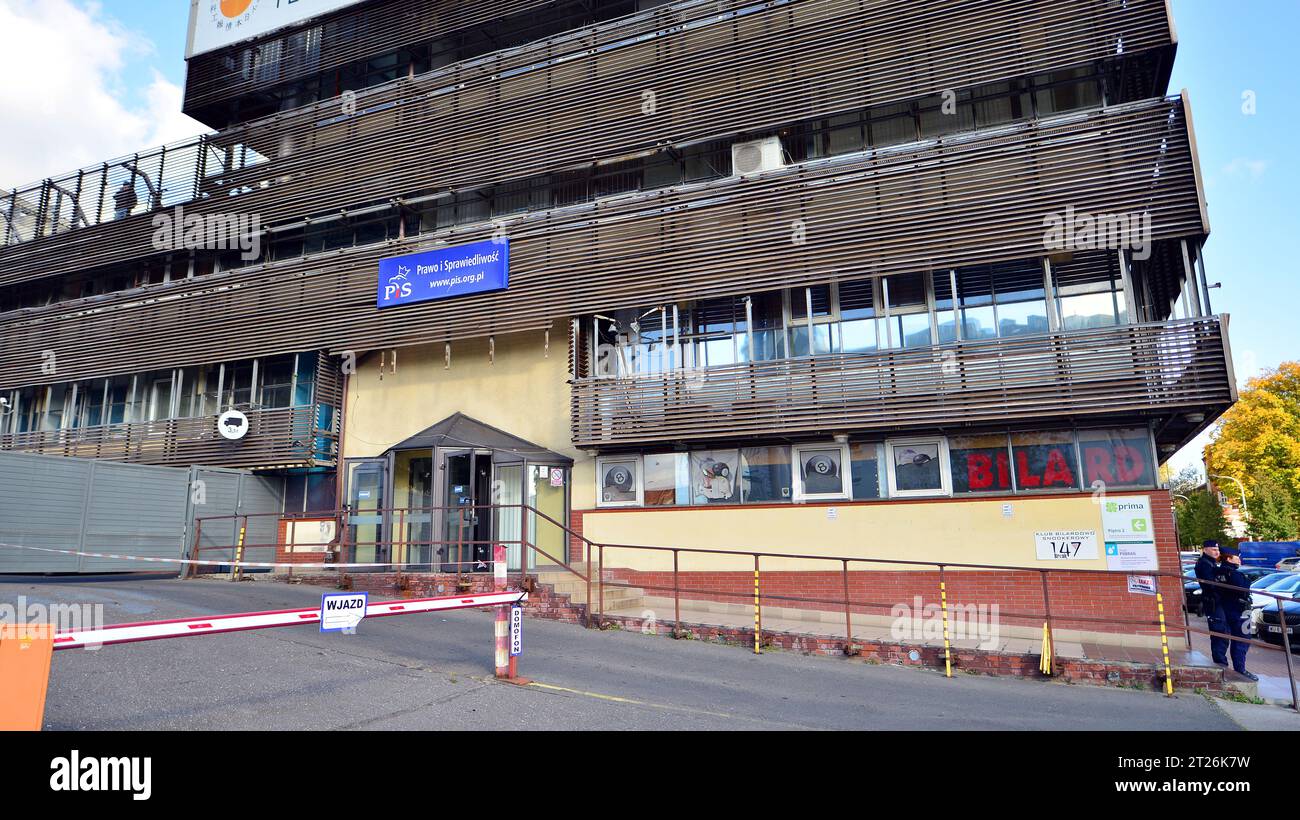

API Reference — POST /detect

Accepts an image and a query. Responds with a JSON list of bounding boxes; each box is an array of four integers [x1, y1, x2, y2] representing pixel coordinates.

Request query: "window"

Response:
[[596, 457, 641, 507], [690, 450, 740, 504], [793, 443, 852, 502], [849, 443, 883, 500], [949, 434, 1013, 494], [1077, 429, 1155, 489], [1010, 431, 1081, 491], [741, 446, 793, 503], [886, 438, 951, 497], [644, 453, 688, 507]]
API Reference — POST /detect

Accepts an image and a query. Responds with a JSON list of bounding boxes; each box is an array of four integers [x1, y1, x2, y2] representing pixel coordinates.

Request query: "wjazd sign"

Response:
[[378, 239, 509, 309]]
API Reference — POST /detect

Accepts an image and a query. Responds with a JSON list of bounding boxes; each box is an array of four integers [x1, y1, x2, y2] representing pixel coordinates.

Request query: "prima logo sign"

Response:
[[1042, 205, 1152, 261], [151, 206, 262, 261], [50, 751, 151, 801]]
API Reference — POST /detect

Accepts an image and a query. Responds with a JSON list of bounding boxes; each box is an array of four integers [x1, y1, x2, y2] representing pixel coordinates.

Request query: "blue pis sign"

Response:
[[378, 238, 509, 308]]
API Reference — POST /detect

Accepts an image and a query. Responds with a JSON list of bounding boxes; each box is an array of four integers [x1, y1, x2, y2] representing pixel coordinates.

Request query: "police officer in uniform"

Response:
[[1194, 540, 1227, 666], [1215, 545, 1258, 682]]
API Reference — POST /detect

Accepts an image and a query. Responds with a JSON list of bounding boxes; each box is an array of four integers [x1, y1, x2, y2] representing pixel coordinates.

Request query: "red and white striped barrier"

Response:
[[51, 591, 528, 651]]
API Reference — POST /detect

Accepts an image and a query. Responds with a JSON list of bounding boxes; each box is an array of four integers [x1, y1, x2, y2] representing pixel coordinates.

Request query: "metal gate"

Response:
[[0, 450, 283, 574]]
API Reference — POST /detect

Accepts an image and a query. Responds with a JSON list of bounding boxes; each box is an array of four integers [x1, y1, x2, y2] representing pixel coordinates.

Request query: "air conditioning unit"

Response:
[[731, 137, 785, 177]]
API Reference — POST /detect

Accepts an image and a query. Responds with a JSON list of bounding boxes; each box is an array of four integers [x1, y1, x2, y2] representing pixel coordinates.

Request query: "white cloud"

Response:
[[0, 0, 207, 190], [1220, 157, 1269, 181]]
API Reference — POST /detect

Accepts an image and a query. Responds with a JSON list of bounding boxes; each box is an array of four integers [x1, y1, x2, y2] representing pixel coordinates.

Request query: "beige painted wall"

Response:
[[581, 495, 1145, 572], [343, 329, 584, 467]]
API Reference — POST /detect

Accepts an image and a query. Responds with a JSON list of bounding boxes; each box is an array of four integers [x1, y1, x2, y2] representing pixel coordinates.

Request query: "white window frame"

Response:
[[792, 442, 853, 502], [885, 436, 953, 498], [595, 456, 643, 508]]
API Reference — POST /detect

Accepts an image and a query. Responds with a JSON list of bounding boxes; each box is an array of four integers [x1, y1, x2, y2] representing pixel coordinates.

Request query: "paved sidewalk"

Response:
[[3, 576, 1245, 731]]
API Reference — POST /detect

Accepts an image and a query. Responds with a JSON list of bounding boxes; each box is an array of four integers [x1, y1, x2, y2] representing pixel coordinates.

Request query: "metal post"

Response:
[[1039, 571, 1056, 676], [1278, 603, 1299, 712], [231, 517, 248, 582], [675, 549, 682, 639], [591, 543, 599, 629], [286, 516, 297, 584], [753, 555, 762, 655], [842, 559, 853, 650], [939, 566, 953, 678], [494, 544, 509, 679], [1155, 590, 1175, 696], [456, 508, 464, 587], [187, 518, 202, 580]]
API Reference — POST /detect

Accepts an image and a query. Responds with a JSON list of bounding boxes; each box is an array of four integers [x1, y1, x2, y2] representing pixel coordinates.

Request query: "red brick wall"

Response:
[[273, 518, 340, 566]]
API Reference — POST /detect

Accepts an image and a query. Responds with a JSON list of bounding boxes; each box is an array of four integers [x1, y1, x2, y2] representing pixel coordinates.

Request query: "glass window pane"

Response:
[[961, 305, 997, 341], [886, 273, 927, 310], [741, 447, 792, 503], [891, 441, 943, 493], [798, 447, 847, 497], [850, 444, 881, 500], [598, 459, 638, 505], [690, 450, 740, 504], [1078, 429, 1155, 489], [1011, 432, 1081, 491], [1058, 292, 1120, 330], [997, 300, 1049, 337], [949, 434, 1012, 494], [842, 318, 878, 354], [898, 314, 932, 349], [644, 453, 688, 507]]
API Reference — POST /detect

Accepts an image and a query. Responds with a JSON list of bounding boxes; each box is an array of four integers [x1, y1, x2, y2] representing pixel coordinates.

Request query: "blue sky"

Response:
[[2, 0, 1296, 473]]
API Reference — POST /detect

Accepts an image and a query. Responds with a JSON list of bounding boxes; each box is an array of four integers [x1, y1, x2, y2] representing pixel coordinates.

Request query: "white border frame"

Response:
[[792, 443, 853, 502], [885, 436, 952, 498], [595, 456, 642, 508]]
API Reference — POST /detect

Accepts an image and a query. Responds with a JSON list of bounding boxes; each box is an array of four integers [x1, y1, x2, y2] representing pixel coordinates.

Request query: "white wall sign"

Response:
[[320, 592, 368, 633], [1106, 542, 1159, 572], [1127, 575, 1158, 596], [510, 605, 524, 657], [1035, 530, 1099, 561], [187, 0, 368, 58], [1101, 496, 1159, 571]]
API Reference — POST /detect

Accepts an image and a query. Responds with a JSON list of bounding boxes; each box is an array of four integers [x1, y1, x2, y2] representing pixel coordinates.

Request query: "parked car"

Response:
[[1278, 557, 1300, 571], [1251, 573, 1300, 609], [1256, 598, 1300, 650]]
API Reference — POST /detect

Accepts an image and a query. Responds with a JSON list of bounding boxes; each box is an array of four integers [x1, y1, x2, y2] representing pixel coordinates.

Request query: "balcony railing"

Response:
[[0, 405, 336, 470], [570, 317, 1235, 448]]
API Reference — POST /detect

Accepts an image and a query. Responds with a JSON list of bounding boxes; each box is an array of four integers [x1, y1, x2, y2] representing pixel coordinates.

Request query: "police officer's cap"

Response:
[[1202, 539, 1221, 550], [1219, 544, 1241, 557]]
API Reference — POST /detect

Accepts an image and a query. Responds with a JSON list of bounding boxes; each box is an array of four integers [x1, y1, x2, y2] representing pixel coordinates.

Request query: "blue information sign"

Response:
[[378, 238, 509, 309]]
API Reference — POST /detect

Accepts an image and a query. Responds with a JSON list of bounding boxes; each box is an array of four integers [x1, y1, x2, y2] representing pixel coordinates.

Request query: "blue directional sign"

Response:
[[378, 238, 509, 309]]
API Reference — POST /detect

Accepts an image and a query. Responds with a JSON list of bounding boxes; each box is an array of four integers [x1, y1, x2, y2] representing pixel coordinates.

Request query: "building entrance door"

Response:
[[440, 450, 492, 573]]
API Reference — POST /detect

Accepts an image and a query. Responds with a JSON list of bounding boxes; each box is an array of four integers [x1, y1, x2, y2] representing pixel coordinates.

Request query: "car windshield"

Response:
[[1254, 573, 1296, 589]]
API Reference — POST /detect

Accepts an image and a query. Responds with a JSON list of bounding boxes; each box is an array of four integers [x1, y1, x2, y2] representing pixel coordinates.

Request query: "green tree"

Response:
[[1206, 362, 1300, 515], [1176, 490, 1235, 549], [1247, 476, 1300, 542]]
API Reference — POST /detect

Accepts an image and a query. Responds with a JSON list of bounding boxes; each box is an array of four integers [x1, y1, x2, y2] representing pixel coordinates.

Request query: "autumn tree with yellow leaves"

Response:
[[1205, 362, 1300, 540]]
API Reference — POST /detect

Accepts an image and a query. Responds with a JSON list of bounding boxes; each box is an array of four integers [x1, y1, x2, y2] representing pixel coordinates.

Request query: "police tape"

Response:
[[0, 542, 499, 572], [50, 590, 530, 651]]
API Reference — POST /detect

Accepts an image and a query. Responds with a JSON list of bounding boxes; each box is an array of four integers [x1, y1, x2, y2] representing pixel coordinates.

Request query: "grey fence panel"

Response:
[[0, 451, 285, 574], [0, 451, 87, 572], [238, 474, 286, 565], [80, 461, 191, 573]]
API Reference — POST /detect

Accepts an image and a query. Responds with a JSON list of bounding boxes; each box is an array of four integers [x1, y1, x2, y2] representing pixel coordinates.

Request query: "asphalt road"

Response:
[[2, 575, 1247, 731]]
